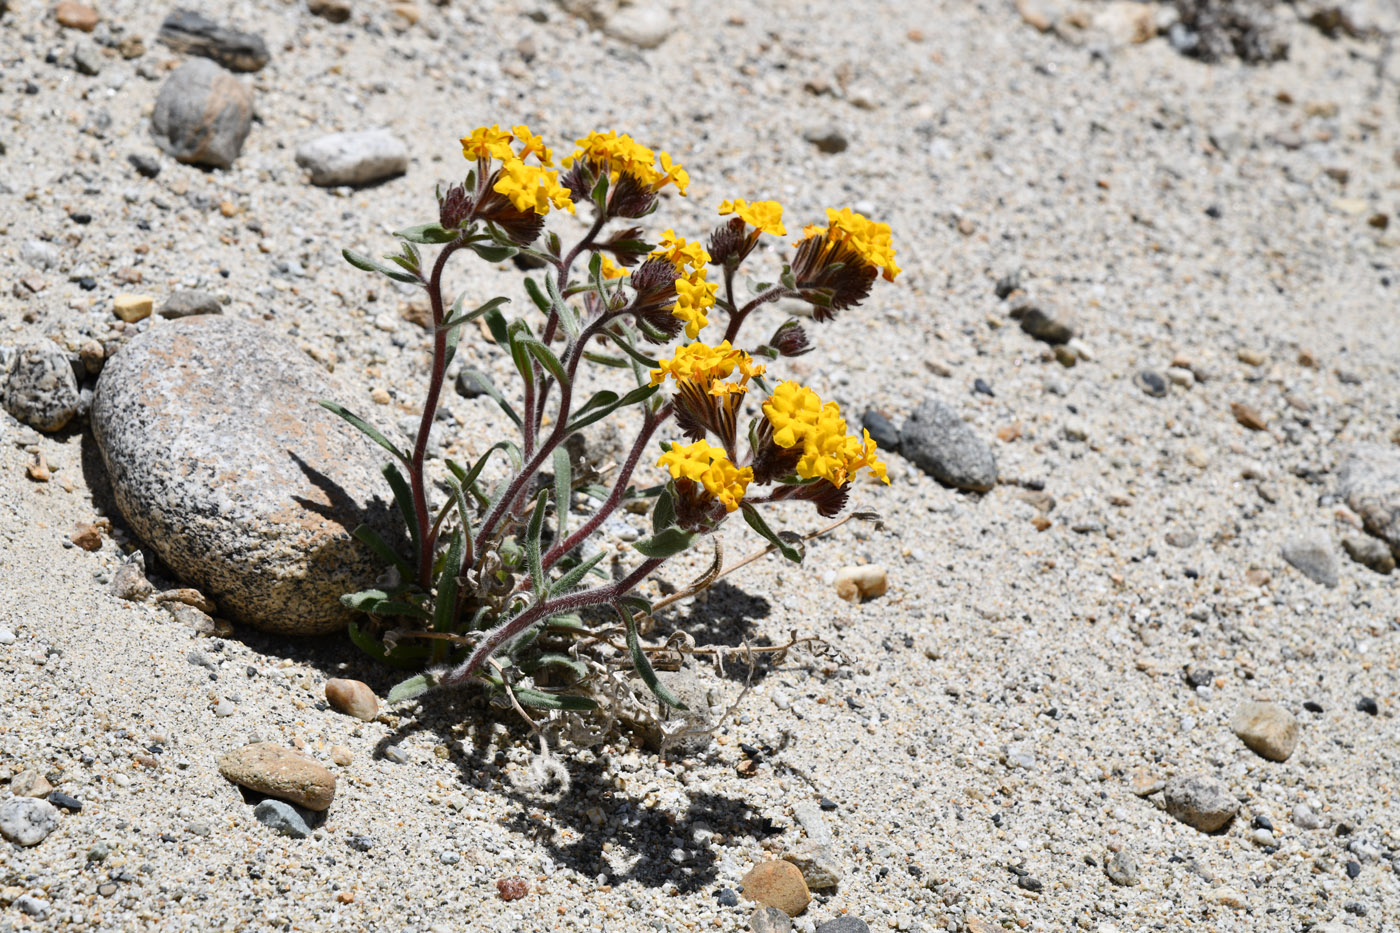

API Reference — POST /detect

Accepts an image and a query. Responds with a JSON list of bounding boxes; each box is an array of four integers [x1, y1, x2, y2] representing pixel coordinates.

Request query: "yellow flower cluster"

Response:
[[657, 440, 753, 513], [493, 160, 574, 216], [563, 131, 689, 195], [649, 341, 764, 397], [461, 124, 554, 165], [651, 229, 715, 338], [717, 198, 787, 237], [763, 381, 888, 488], [801, 208, 901, 282]]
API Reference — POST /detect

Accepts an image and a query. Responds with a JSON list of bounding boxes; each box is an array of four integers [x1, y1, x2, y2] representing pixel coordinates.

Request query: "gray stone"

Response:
[[72, 42, 102, 75], [110, 560, 154, 601], [815, 918, 870, 933], [295, 129, 409, 187], [151, 59, 253, 169], [1017, 305, 1074, 344], [91, 316, 402, 634], [253, 799, 314, 838], [14, 895, 47, 919], [159, 289, 223, 319], [0, 797, 60, 846], [3, 340, 81, 432], [783, 842, 841, 890], [749, 906, 793, 933], [1231, 701, 1300, 762], [601, 1, 674, 48], [1163, 773, 1237, 833], [1104, 848, 1139, 886], [860, 409, 899, 452], [455, 367, 490, 399], [803, 125, 849, 154], [792, 801, 833, 848], [1338, 445, 1400, 559], [20, 239, 60, 270], [1281, 535, 1339, 587], [158, 8, 269, 72], [1342, 534, 1394, 574], [899, 398, 997, 492], [1292, 803, 1323, 830]]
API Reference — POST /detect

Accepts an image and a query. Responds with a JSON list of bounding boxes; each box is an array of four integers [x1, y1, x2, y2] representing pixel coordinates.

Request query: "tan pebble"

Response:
[[966, 920, 1002, 933], [70, 522, 102, 551], [390, 2, 420, 25], [1210, 886, 1250, 909], [153, 588, 217, 614], [834, 565, 887, 604], [1237, 348, 1266, 366], [218, 201, 238, 218], [1297, 348, 1318, 368], [113, 294, 154, 323], [1018, 490, 1055, 512], [1053, 344, 1077, 367], [1183, 445, 1210, 468], [1231, 701, 1299, 762], [55, 0, 99, 31], [996, 423, 1022, 442], [1230, 401, 1267, 431], [217, 742, 336, 810], [1245, 568, 1271, 587], [735, 759, 758, 778], [27, 454, 51, 483], [325, 678, 379, 721], [956, 216, 977, 236], [10, 770, 54, 798], [1128, 768, 1165, 797], [330, 745, 353, 767], [740, 860, 810, 916], [1031, 515, 1052, 532], [370, 387, 391, 405], [1015, 0, 1056, 32]]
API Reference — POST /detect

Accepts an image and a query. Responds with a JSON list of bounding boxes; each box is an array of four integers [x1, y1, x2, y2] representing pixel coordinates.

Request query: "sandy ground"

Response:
[[2, 0, 1400, 930]]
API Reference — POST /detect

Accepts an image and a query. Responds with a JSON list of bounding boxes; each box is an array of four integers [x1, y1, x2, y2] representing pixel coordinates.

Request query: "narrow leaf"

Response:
[[741, 503, 804, 563], [632, 525, 696, 559], [548, 549, 606, 595], [552, 447, 571, 540], [434, 528, 465, 634], [524, 277, 552, 314], [441, 296, 510, 331], [522, 338, 570, 388], [651, 487, 675, 534], [342, 248, 420, 284], [387, 672, 439, 704], [382, 462, 420, 558], [319, 401, 406, 463], [471, 242, 518, 263], [395, 223, 456, 244], [526, 488, 548, 598], [352, 524, 412, 579], [512, 688, 598, 711], [622, 605, 685, 709]]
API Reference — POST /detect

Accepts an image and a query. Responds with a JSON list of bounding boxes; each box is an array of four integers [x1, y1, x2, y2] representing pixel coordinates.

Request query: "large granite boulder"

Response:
[[1338, 444, 1400, 558], [91, 316, 401, 634]]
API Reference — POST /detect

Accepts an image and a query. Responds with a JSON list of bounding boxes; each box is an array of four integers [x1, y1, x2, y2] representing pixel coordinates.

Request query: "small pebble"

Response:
[[1134, 370, 1167, 398], [749, 906, 794, 933], [1357, 696, 1378, 716], [0, 797, 61, 846], [253, 799, 313, 839], [324, 678, 379, 721], [47, 791, 82, 812]]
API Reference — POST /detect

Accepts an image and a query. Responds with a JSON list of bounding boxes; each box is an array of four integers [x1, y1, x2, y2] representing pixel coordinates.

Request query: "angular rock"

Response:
[[900, 398, 997, 492], [1163, 773, 1237, 833], [741, 860, 810, 917], [783, 842, 840, 890], [114, 294, 154, 323], [1342, 533, 1394, 575], [91, 316, 402, 634], [0, 797, 60, 846], [834, 565, 887, 603], [3, 340, 81, 432], [151, 59, 253, 169], [295, 129, 409, 187], [1281, 535, 1339, 587], [1104, 847, 1139, 886], [1338, 445, 1400, 558], [750, 908, 793, 933], [253, 799, 315, 838], [159, 290, 223, 319], [324, 678, 378, 721], [1231, 701, 1299, 761], [10, 770, 54, 798], [815, 920, 870, 933], [217, 742, 336, 810], [1016, 305, 1074, 344], [110, 561, 154, 601], [308, 0, 352, 22], [158, 9, 270, 72]]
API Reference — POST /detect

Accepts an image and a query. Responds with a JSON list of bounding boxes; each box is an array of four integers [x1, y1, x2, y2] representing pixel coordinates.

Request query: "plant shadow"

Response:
[[649, 580, 782, 683]]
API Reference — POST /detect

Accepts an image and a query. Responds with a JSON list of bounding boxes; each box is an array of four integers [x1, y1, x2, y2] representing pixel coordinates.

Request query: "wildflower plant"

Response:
[[328, 124, 895, 714]]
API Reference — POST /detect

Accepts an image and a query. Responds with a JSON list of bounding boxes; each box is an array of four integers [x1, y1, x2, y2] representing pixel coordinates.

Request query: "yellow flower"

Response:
[[672, 277, 717, 338], [717, 198, 786, 237], [762, 381, 888, 487], [461, 124, 515, 162], [650, 229, 710, 272], [649, 341, 763, 396], [658, 152, 689, 195], [511, 124, 553, 166], [493, 159, 575, 216], [803, 207, 900, 282], [657, 440, 752, 513], [563, 130, 688, 195], [599, 255, 629, 279]]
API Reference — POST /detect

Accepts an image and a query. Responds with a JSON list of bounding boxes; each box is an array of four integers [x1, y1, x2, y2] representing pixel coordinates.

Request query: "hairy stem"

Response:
[[721, 285, 790, 344]]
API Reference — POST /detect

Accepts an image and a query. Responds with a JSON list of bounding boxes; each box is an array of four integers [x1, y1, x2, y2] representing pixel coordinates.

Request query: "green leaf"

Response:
[[741, 504, 804, 563], [441, 296, 510, 332], [601, 328, 661, 369], [651, 486, 675, 534], [352, 524, 412, 579], [521, 653, 589, 684], [471, 242, 518, 263], [443, 292, 465, 372], [395, 223, 456, 244], [347, 621, 433, 670], [581, 351, 631, 368], [482, 304, 510, 346], [461, 367, 522, 429], [506, 320, 536, 392], [434, 528, 465, 633], [522, 337, 570, 389], [552, 447, 571, 540], [341, 589, 430, 619], [524, 277, 552, 314], [590, 172, 609, 215], [779, 264, 797, 290], [342, 248, 420, 284], [546, 613, 586, 631], [548, 548, 606, 595], [632, 525, 696, 559], [544, 270, 582, 339], [387, 672, 439, 704], [382, 462, 420, 559], [525, 488, 548, 598], [319, 401, 406, 464], [545, 231, 562, 258], [564, 384, 658, 434], [512, 688, 598, 711], [621, 605, 685, 709]]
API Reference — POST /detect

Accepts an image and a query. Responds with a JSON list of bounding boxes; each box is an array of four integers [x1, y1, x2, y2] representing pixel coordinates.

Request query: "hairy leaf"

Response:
[[318, 401, 405, 463]]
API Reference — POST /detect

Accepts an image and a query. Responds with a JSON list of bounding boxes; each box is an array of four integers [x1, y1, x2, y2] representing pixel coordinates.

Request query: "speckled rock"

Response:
[[1342, 533, 1395, 574], [1281, 535, 1338, 587], [2, 340, 81, 432], [0, 797, 60, 846], [159, 290, 223, 319], [157, 9, 270, 73], [1163, 773, 1237, 833], [295, 129, 409, 187], [253, 799, 315, 838], [217, 742, 336, 810], [91, 316, 401, 634], [1231, 700, 1299, 761], [151, 59, 253, 169], [1338, 445, 1400, 559], [741, 860, 810, 917], [899, 398, 997, 492]]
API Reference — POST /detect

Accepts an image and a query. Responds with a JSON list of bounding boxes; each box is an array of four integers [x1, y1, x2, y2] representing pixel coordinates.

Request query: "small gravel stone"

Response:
[[14, 895, 48, 920], [600, 1, 675, 48], [750, 906, 794, 933], [0, 627, 15, 645], [295, 129, 409, 187], [1337, 445, 1400, 556], [330, 745, 353, 766], [3, 340, 81, 432], [783, 843, 841, 890], [217, 742, 336, 810], [1292, 804, 1323, 830], [213, 698, 236, 717], [815, 918, 871, 933], [151, 59, 253, 169], [803, 125, 849, 153], [159, 290, 223, 319], [158, 8, 270, 72], [11, 770, 53, 797], [324, 678, 379, 721], [455, 368, 490, 399], [1016, 874, 1043, 892], [833, 565, 888, 603], [1281, 535, 1339, 587], [0, 797, 61, 846], [253, 799, 313, 838], [47, 791, 82, 812], [55, 0, 99, 30], [383, 745, 409, 764], [73, 42, 102, 75], [900, 397, 997, 492], [1134, 370, 1167, 397], [308, 0, 352, 22], [1104, 848, 1139, 886], [1341, 533, 1394, 574], [715, 888, 739, 907], [1015, 304, 1074, 344], [1356, 696, 1378, 716], [1231, 701, 1300, 761], [110, 561, 154, 601], [1163, 773, 1238, 833], [741, 860, 810, 917], [128, 152, 161, 178], [860, 409, 900, 452], [1230, 400, 1268, 431]]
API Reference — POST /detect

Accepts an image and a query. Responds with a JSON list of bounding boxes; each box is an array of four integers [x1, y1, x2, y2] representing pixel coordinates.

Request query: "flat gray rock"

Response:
[[158, 8, 270, 73], [2, 340, 80, 432], [1338, 445, 1400, 558], [899, 397, 997, 492], [0, 797, 60, 846], [1163, 773, 1237, 833], [295, 129, 409, 187], [1281, 534, 1339, 587], [151, 59, 252, 169], [91, 316, 401, 634], [159, 289, 223, 319]]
